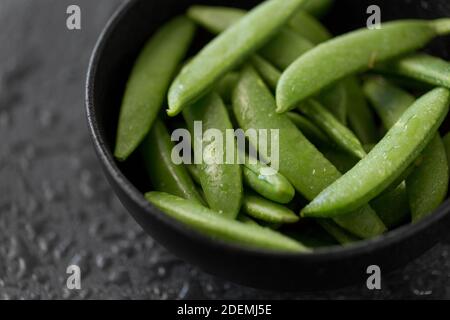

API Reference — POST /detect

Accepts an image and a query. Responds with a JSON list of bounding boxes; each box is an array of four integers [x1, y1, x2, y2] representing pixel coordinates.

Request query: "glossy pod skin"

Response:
[[303, 88, 450, 218], [183, 93, 243, 219], [298, 100, 366, 159], [242, 194, 299, 224], [145, 192, 308, 252], [364, 77, 449, 223], [232, 66, 386, 239], [288, 10, 332, 44], [277, 19, 450, 113], [243, 155, 295, 204], [377, 53, 450, 89], [187, 5, 314, 71], [114, 16, 195, 161], [141, 119, 205, 204], [168, 0, 307, 116]]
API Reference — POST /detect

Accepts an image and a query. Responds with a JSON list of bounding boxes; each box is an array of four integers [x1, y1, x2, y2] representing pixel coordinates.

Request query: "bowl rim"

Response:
[[85, 0, 450, 261]]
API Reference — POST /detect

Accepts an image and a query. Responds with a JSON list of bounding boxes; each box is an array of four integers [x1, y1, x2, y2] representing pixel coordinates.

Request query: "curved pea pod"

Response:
[[371, 182, 410, 229], [242, 194, 299, 224], [250, 55, 281, 91], [114, 16, 195, 161], [317, 81, 348, 124], [237, 214, 259, 226], [277, 19, 450, 113], [232, 66, 386, 239], [320, 146, 359, 174], [168, 0, 307, 116], [317, 220, 358, 245], [288, 10, 332, 44], [216, 72, 240, 103], [406, 135, 449, 223], [302, 0, 334, 18], [141, 119, 204, 204], [363, 77, 415, 129], [187, 5, 314, 70], [302, 88, 450, 218], [145, 192, 308, 252], [183, 93, 243, 219], [287, 112, 330, 146], [299, 100, 367, 159], [345, 77, 379, 145], [376, 53, 450, 89], [243, 155, 295, 204]]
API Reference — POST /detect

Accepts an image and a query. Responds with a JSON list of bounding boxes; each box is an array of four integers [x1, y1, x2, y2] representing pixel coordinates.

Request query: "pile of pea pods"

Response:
[[114, 0, 450, 252]]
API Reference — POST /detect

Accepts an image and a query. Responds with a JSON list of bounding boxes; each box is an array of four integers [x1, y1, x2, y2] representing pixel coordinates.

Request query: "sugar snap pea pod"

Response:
[[302, 88, 450, 218], [317, 220, 358, 245], [302, 0, 334, 18], [141, 119, 204, 204], [406, 135, 449, 222], [371, 182, 410, 228], [376, 54, 450, 89], [287, 112, 330, 146], [183, 93, 243, 219], [114, 16, 195, 161], [233, 66, 386, 239], [216, 72, 240, 103], [168, 0, 307, 116], [277, 19, 450, 113], [243, 155, 295, 204], [250, 55, 281, 91], [298, 100, 367, 159], [345, 77, 379, 144], [146, 192, 308, 252], [363, 77, 415, 129], [187, 5, 314, 70], [288, 10, 332, 44], [242, 194, 299, 224], [317, 81, 348, 124], [320, 146, 359, 174]]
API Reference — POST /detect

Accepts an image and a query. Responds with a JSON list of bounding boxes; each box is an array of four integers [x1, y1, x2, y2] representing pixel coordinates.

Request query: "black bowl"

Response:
[[86, 0, 450, 291]]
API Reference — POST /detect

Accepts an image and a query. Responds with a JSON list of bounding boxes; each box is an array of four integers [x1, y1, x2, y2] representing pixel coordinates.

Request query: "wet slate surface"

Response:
[[0, 0, 450, 299]]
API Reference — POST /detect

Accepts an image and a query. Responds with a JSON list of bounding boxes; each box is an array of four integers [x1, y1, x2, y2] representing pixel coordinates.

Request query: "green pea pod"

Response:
[[114, 16, 195, 161], [317, 81, 348, 124], [183, 93, 243, 219], [216, 72, 240, 103], [243, 155, 295, 204], [320, 146, 359, 174], [363, 77, 415, 129], [302, 0, 334, 18], [242, 194, 299, 224], [232, 66, 386, 239], [277, 19, 450, 112], [187, 5, 314, 70], [406, 135, 449, 222], [168, 0, 307, 116], [250, 55, 281, 91], [145, 192, 308, 252], [371, 182, 410, 229], [141, 119, 204, 204], [302, 88, 450, 218], [287, 112, 330, 146], [299, 100, 367, 159], [376, 53, 450, 89], [345, 77, 379, 145], [288, 10, 332, 44], [317, 220, 358, 245]]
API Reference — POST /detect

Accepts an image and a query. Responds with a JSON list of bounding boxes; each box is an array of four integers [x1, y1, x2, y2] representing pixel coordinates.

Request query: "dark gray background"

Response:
[[1, 0, 450, 299]]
